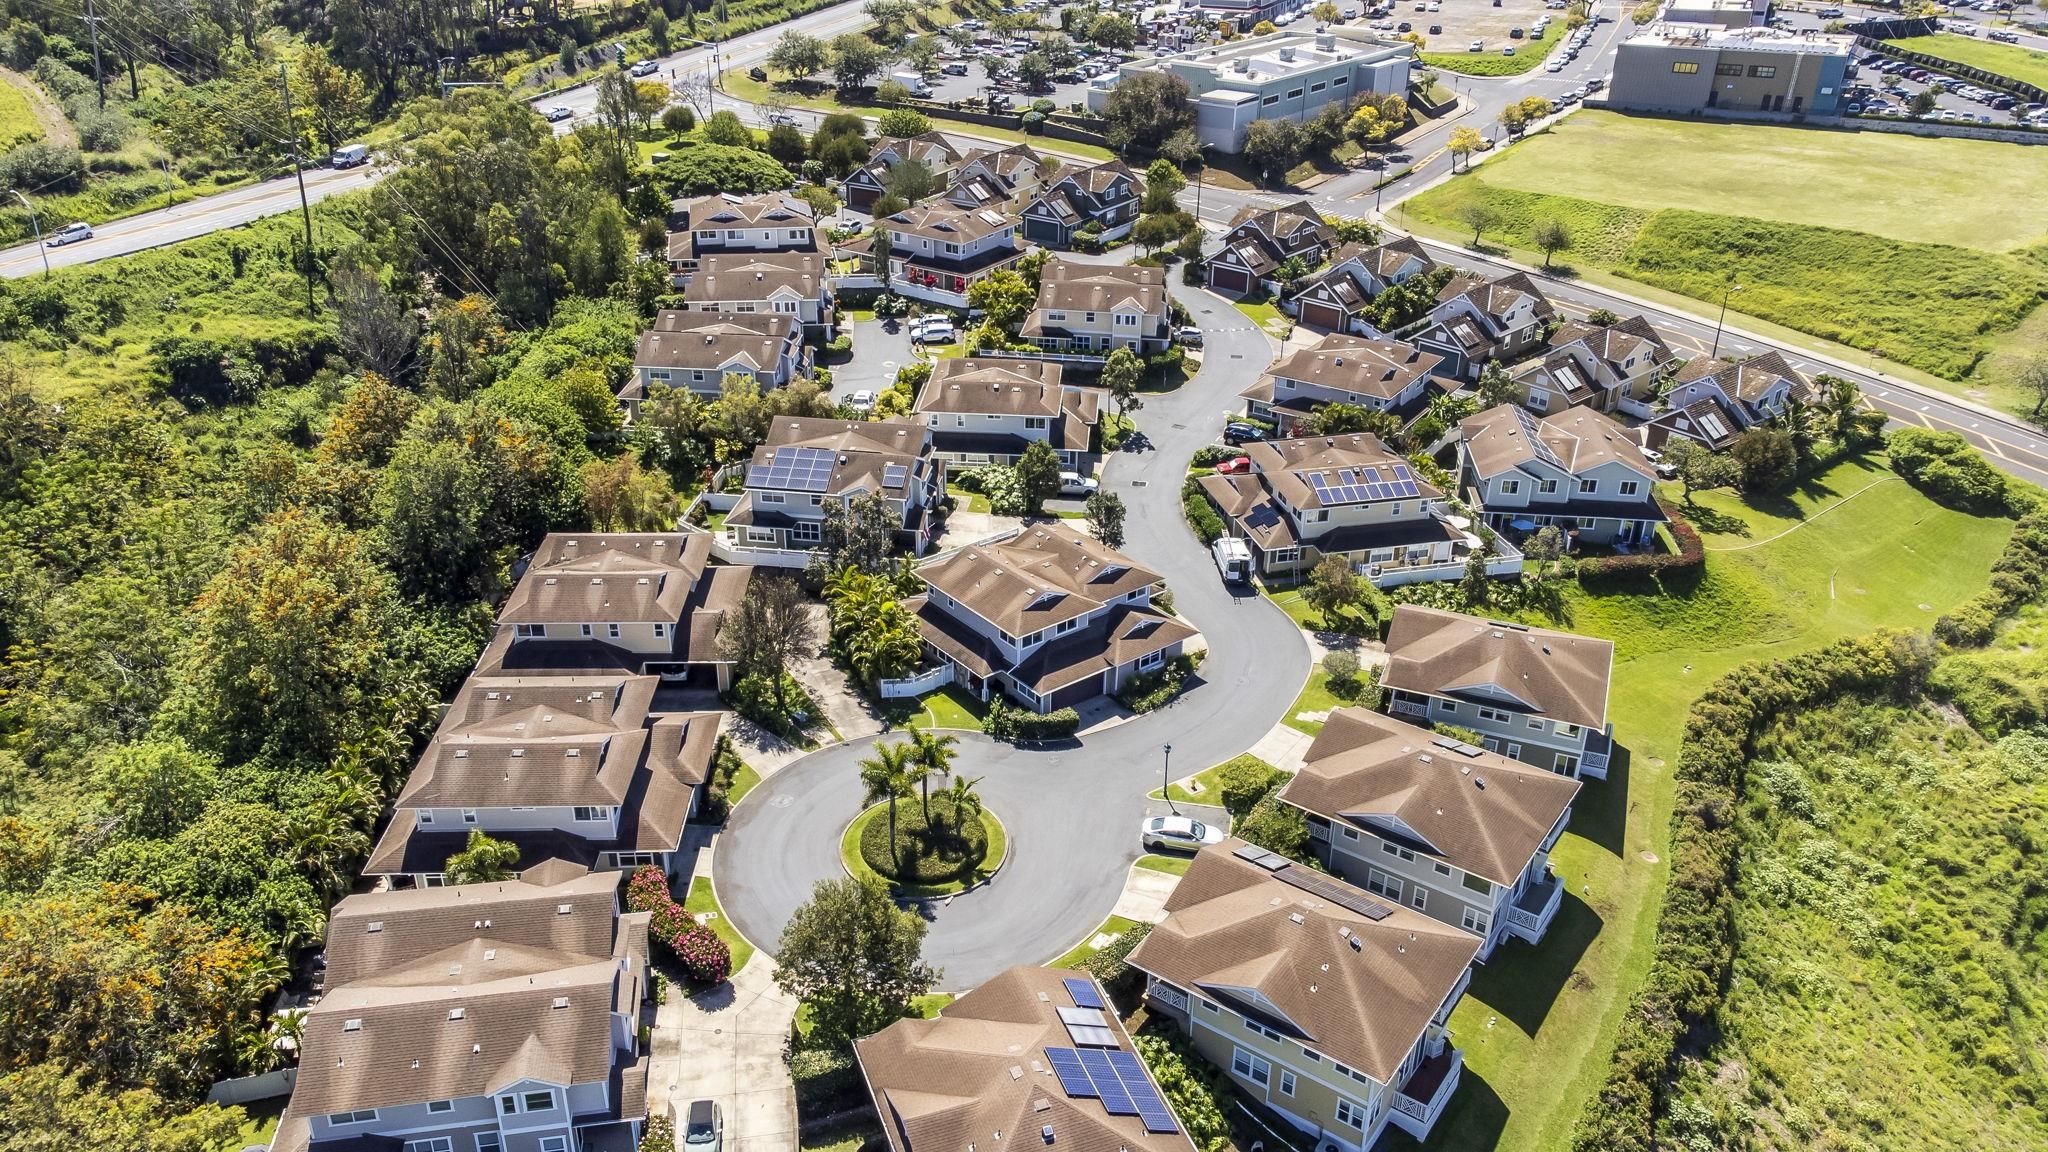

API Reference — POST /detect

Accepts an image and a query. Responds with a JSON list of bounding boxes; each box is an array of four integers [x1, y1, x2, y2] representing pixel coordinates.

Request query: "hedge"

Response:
[[1115, 654, 1199, 713], [1888, 427, 2038, 518], [1576, 498, 1704, 581], [1182, 477, 1226, 544], [790, 1047, 864, 1119], [984, 698, 1080, 742], [858, 794, 991, 885], [1569, 631, 1936, 1152], [1934, 507, 2048, 646], [625, 865, 734, 985]]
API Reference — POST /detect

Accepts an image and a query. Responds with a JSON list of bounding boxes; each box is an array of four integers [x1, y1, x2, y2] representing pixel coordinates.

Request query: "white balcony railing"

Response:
[[1149, 981, 1190, 1013], [1391, 699, 1430, 720], [1389, 1048, 1463, 1138], [1506, 870, 1563, 943]]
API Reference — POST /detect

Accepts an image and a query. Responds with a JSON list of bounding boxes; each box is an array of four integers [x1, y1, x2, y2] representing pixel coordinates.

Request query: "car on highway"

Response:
[[630, 58, 661, 76], [1058, 471, 1099, 497], [1546, 59, 1565, 71], [1140, 815, 1226, 853], [45, 221, 92, 247], [768, 112, 800, 126], [542, 105, 573, 122]]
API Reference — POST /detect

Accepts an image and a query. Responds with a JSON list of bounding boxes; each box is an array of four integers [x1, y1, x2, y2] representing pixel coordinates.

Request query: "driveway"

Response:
[[834, 318, 915, 400], [718, 273, 1310, 989]]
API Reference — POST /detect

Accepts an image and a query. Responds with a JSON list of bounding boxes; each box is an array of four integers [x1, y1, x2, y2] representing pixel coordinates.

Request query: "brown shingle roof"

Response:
[[855, 967, 1196, 1152], [636, 311, 798, 374], [1381, 605, 1612, 730], [1280, 709, 1579, 887], [1459, 405, 1653, 481], [917, 523, 1159, 639], [748, 417, 932, 498], [323, 868, 618, 987], [882, 202, 1016, 245], [501, 533, 711, 625], [1030, 258, 1166, 321], [683, 192, 817, 229], [1127, 841, 1479, 1085], [1672, 350, 1815, 407], [1242, 433, 1443, 510], [691, 252, 827, 302], [1250, 332, 1444, 405]]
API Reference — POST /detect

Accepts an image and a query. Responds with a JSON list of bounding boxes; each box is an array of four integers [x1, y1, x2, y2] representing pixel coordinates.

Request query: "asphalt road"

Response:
[[716, 272, 1311, 990]]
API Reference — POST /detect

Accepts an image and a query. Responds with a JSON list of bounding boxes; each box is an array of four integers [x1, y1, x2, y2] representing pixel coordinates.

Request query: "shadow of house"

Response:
[[1569, 743, 1630, 858], [1464, 889, 1604, 1040]]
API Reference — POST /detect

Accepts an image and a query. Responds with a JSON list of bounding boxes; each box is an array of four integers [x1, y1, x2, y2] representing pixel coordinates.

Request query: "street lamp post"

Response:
[[7, 189, 50, 278], [1163, 744, 1175, 814], [1709, 281, 1741, 360]]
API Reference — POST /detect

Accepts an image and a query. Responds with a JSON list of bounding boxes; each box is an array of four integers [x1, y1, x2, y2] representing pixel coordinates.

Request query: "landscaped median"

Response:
[[839, 795, 1008, 898]]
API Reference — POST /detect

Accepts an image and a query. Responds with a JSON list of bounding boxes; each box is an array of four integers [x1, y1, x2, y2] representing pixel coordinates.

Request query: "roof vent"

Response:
[[448, 1008, 465, 1020], [552, 997, 570, 1009], [557, 903, 574, 915], [1348, 936, 1363, 952], [1289, 912, 1305, 925], [1418, 754, 1433, 764], [343, 1018, 362, 1032], [473, 1044, 483, 1054], [1042, 1127, 1056, 1145], [1475, 777, 1487, 790], [366, 921, 384, 933]]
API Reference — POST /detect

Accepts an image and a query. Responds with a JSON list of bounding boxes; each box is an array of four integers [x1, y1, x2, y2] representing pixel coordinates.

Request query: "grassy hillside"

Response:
[[1663, 655, 2048, 1150], [1889, 32, 2048, 91], [1422, 22, 1565, 76], [0, 71, 44, 149]]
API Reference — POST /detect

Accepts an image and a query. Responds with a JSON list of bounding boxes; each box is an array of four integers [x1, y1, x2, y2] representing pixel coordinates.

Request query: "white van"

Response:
[[331, 144, 370, 169], [888, 69, 933, 96]]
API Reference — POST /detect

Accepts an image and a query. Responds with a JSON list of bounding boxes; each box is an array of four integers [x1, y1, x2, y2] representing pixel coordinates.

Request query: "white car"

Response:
[[45, 221, 92, 247], [630, 59, 661, 76], [1141, 815, 1226, 853], [848, 390, 877, 412], [543, 105, 574, 122], [1058, 471, 1099, 497], [915, 323, 956, 345], [1546, 59, 1565, 71]]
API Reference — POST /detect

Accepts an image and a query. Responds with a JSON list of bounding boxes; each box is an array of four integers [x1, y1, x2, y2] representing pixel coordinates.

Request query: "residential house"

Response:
[[1019, 257, 1172, 356], [1128, 840, 1480, 1149], [1019, 159, 1144, 248], [945, 142, 1054, 210], [906, 522, 1199, 713], [1662, 350, 1817, 430], [1506, 314, 1675, 415], [1279, 707, 1581, 960], [665, 192, 821, 283], [1205, 201, 1337, 298], [269, 863, 652, 1152], [878, 202, 1032, 308], [1380, 604, 1617, 778], [1641, 396, 1742, 452], [624, 311, 810, 417], [853, 967, 1197, 1152], [842, 131, 969, 209], [724, 417, 946, 557], [917, 358, 1101, 470], [1289, 236, 1435, 334], [1458, 405, 1666, 548], [1413, 272, 1555, 379], [476, 532, 753, 690], [364, 672, 724, 884], [1238, 331, 1445, 436], [1195, 432, 1473, 581], [677, 252, 836, 338]]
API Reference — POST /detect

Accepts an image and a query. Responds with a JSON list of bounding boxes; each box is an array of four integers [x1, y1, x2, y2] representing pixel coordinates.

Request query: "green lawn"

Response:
[[724, 761, 763, 810], [799, 1119, 882, 1152], [946, 483, 991, 514], [214, 1097, 284, 1152], [1049, 914, 1143, 968], [903, 683, 987, 731], [840, 803, 1007, 898], [1148, 752, 1278, 804], [1136, 853, 1193, 876], [1233, 298, 1293, 339], [911, 992, 955, 1017], [1394, 112, 2048, 388], [686, 876, 756, 975], [1283, 668, 1372, 736], [1888, 32, 2048, 91], [1422, 21, 1564, 76], [1264, 585, 1377, 634], [1407, 454, 2014, 1152]]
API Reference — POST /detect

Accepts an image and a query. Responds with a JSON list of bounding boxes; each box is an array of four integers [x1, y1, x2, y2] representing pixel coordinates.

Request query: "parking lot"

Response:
[[1359, 0, 1570, 55], [1844, 54, 2047, 126]]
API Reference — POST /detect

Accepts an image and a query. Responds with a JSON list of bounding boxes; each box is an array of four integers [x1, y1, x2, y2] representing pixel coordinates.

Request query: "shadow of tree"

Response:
[[1680, 500, 1752, 537]]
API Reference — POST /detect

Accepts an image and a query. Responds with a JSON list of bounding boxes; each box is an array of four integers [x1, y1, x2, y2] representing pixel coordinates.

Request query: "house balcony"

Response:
[[1390, 697, 1430, 720], [1581, 727, 1613, 780], [1388, 1047, 1463, 1141], [1145, 978, 1191, 1017], [1506, 867, 1562, 944]]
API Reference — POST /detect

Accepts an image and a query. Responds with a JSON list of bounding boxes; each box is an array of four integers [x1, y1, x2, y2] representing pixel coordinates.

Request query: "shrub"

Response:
[[963, 464, 1029, 515], [1216, 756, 1286, 819], [1181, 477, 1225, 544], [1134, 1031, 1234, 1152], [983, 698, 1080, 742], [1236, 794, 1308, 860], [1146, 345, 1186, 374], [1578, 498, 1706, 581], [670, 923, 732, 984], [724, 671, 819, 741], [858, 794, 991, 885], [625, 865, 672, 913], [1323, 649, 1360, 690], [1887, 427, 2017, 516], [1190, 445, 1243, 468], [1934, 509, 2048, 645], [790, 1047, 863, 1117], [1115, 654, 1198, 713], [1080, 922, 1153, 988], [640, 1114, 676, 1152], [823, 334, 853, 356], [627, 865, 733, 985]]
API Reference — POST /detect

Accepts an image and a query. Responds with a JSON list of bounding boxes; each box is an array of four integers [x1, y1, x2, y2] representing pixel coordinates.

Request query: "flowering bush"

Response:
[[669, 923, 732, 985], [620, 865, 733, 986], [625, 866, 671, 914]]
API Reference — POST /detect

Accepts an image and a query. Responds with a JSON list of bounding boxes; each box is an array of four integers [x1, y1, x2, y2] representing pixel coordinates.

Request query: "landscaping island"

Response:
[[840, 795, 1008, 897]]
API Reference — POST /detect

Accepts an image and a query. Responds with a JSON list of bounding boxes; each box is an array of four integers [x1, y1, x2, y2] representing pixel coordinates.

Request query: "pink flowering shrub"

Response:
[[620, 865, 733, 985]]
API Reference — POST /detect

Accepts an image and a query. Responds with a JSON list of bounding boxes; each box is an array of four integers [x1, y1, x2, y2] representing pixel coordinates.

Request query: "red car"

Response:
[[1214, 456, 1253, 475]]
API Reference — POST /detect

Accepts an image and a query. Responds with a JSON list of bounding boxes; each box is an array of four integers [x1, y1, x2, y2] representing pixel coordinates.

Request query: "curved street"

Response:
[[717, 275, 1311, 990]]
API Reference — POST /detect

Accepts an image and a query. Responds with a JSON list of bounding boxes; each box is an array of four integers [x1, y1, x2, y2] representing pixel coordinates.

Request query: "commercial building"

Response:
[[1662, 0, 1769, 29], [1088, 29, 1413, 153], [1606, 23, 1853, 116]]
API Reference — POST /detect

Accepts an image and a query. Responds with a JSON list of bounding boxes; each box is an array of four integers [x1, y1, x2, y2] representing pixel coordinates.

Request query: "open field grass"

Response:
[[1395, 454, 2015, 1152], [1889, 32, 2048, 91], [1423, 21, 1565, 76], [1395, 116, 2048, 384], [686, 876, 757, 974], [0, 71, 44, 149]]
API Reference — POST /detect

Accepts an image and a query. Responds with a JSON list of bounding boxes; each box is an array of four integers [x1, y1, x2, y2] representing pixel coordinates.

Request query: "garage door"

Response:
[[1298, 300, 1343, 330], [1047, 675, 1101, 712], [1209, 266, 1250, 295]]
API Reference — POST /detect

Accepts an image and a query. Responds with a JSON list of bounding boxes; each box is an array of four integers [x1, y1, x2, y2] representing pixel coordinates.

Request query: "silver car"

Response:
[[682, 1099, 722, 1152], [1141, 815, 1226, 853]]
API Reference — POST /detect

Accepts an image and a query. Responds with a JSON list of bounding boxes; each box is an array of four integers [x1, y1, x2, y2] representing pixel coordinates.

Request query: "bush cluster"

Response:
[[1215, 756, 1287, 819], [983, 698, 1080, 742], [1189, 444, 1244, 469], [725, 671, 819, 741], [1888, 427, 2035, 517], [790, 1047, 864, 1118], [1570, 631, 1937, 1152], [1080, 922, 1153, 994], [1133, 1030, 1234, 1152], [1182, 477, 1226, 544], [624, 865, 733, 986], [1576, 499, 1705, 580], [858, 794, 991, 885], [639, 1114, 675, 1152], [1115, 653, 1199, 713]]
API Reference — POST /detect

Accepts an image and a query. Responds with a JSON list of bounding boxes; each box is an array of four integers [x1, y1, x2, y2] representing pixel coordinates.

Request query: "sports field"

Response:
[[1447, 110, 2048, 252], [1889, 32, 2048, 92]]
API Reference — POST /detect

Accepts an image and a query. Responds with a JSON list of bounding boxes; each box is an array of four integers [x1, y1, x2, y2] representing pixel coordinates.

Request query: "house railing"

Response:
[[1392, 1048, 1463, 1127], [975, 347, 1110, 366], [1390, 698, 1430, 720], [708, 537, 814, 569], [1148, 980, 1190, 1013], [1507, 869, 1563, 941]]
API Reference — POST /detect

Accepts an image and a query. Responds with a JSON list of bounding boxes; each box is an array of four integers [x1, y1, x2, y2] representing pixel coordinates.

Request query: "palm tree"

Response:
[[1822, 375, 1863, 441], [943, 774, 985, 835], [859, 740, 919, 862], [907, 729, 958, 822]]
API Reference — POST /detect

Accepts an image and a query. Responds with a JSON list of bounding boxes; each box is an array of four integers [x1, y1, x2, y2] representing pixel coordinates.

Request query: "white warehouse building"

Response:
[[1088, 28, 1414, 153]]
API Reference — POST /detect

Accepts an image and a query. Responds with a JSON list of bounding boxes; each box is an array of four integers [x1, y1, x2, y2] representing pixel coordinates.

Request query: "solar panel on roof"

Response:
[[1056, 1006, 1108, 1028], [1079, 1049, 1136, 1114], [1067, 1024, 1121, 1047], [1063, 977, 1105, 1009], [1105, 1052, 1179, 1134], [1274, 865, 1394, 920], [1045, 1048, 1097, 1098], [881, 463, 908, 489]]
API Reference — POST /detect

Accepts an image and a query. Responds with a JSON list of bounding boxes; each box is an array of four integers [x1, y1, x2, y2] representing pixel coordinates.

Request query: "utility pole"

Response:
[[277, 63, 318, 314], [84, 0, 107, 109], [6, 189, 51, 278]]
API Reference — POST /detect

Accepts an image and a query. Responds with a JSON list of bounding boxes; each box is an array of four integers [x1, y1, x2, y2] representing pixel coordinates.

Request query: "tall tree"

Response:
[[1084, 490, 1126, 550], [772, 875, 940, 1045], [858, 739, 919, 858], [1101, 72, 1194, 156], [1448, 125, 1483, 171], [1532, 217, 1573, 268], [582, 454, 680, 531], [1303, 554, 1366, 628], [445, 829, 520, 884], [810, 491, 902, 577], [1016, 441, 1062, 516], [1476, 360, 1518, 409], [330, 264, 419, 381], [906, 729, 957, 822], [1100, 347, 1144, 422], [718, 574, 817, 712], [830, 33, 893, 89]]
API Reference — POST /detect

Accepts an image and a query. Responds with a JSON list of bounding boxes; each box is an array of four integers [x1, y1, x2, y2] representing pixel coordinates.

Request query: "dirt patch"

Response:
[[0, 67, 77, 149]]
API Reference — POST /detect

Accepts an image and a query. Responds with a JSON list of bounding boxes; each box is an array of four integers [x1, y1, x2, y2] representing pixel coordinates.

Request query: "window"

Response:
[[1412, 887, 1428, 911], [514, 624, 547, 639], [1748, 64, 1777, 78], [1084, 312, 1097, 324], [1309, 81, 1326, 94], [476, 1137, 503, 1152], [523, 1090, 556, 1112], [1333, 75, 1348, 86], [1433, 861, 1453, 877], [1553, 753, 1580, 776], [1380, 841, 1415, 862], [419, 810, 434, 825], [1334, 1097, 1367, 1130], [1578, 478, 1598, 494], [1261, 94, 1279, 106], [1462, 872, 1493, 896], [1671, 61, 1700, 73], [1528, 390, 1548, 410], [331, 1110, 379, 1125], [1200, 998, 1220, 1013], [1620, 481, 1641, 496], [1286, 88, 1303, 99], [500, 1096, 520, 1115], [1716, 62, 1743, 76], [427, 1100, 455, 1114], [1279, 1069, 1297, 1097], [1340, 826, 1359, 841], [789, 229, 807, 241], [1047, 311, 1065, 321], [580, 624, 594, 638], [539, 1140, 568, 1152], [1498, 479, 1520, 495], [653, 622, 668, 640], [1462, 907, 1490, 934], [1559, 722, 1583, 739], [462, 809, 478, 825], [1538, 478, 1558, 494], [1231, 1049, 1272, 1087], [574, 806, 608, 822], [1300, 1047, 1321, 1063], [1139, 650, 1165, 671], [792, 522, 822, 543], [405, 1140, 455, 1152], [1024, 417, 1049, 430], [1437, 700, 1458, 714], [607, 623, 622, 639], [1528, 717, 1546, 731], [1366, 869, 1401, 900], [760, 493, 786, 504], [1476, 706, 1511, 724]]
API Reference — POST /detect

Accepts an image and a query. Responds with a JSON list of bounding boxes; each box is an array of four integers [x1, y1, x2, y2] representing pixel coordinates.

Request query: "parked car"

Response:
[[1509, 25, 1524, 37], [542, 105, 574, 122], [1429, 23, 1441, 33], [1398, 21, 1412, 31], [1214, 455, 1253, 475], [681, 1100, 723, 1152], [1176, 326, 1204, 348], [1223, 422, 1267, 445], [1502, 45, 1516, 55], [1058, 471, 1099, 497], [1546, 59, 1564, 71], [45, 221, 92, 246], [848, 390, 877, 412], [748, 66, 769, 81], [1468, 37, 1484, 50], [1140, 815, 1226, 853]]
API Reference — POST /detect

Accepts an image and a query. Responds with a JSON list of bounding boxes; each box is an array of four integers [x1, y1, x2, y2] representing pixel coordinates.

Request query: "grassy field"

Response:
[[1049, 914, 1143, 968], [1889, 32, 2048, 90], [1394, 113, 2048, 387], [686, 876, 757, 974], [0, 71, 44, 150], [1422, 22, 1565, 76], [1395, 454, 2014, 1152]]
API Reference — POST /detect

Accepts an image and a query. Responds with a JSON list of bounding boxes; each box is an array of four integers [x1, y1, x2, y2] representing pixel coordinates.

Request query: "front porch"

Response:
[[1388, 1047, 1463, 1141], [1506, 867, 1563, 944]]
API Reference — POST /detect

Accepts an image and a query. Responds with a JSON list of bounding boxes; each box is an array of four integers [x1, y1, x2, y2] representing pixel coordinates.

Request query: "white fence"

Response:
[[879, 664, 956, 699], [207, 1067, 296, 1106], [708, 538, 814, 568], [975, 347, 1111, 367], [1614, 396, 1660, 422]]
